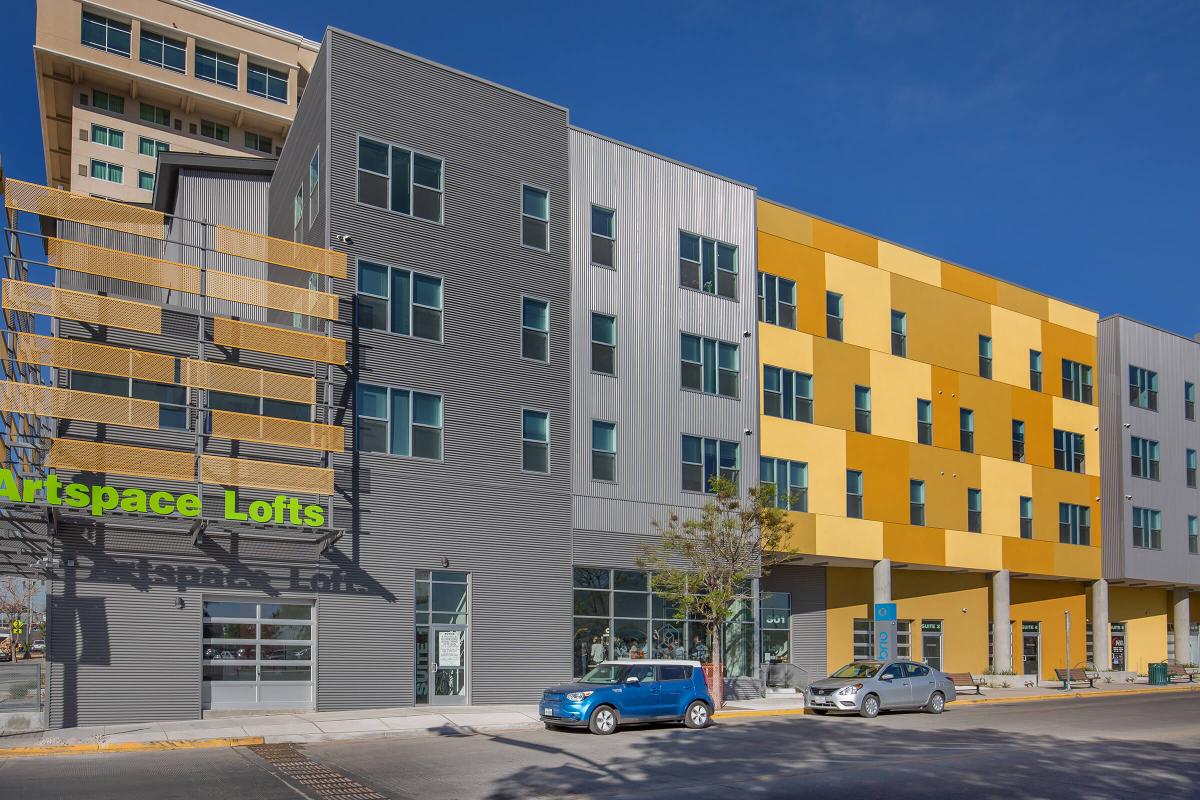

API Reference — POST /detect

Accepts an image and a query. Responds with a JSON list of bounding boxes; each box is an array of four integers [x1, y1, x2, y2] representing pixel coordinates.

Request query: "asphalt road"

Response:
[[3, 693, 1198, 800]]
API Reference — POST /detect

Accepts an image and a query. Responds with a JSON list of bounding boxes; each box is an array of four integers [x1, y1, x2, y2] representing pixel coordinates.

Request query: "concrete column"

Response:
[[1173, 588, 1191, 664], [992, 570, 1011, 674], [873, 560, 891, 605], [1092, 579, 1110, 671]]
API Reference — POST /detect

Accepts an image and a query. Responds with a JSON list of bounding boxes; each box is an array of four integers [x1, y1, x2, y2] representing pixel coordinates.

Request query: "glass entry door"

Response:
[[1022, 623, 1040, 676], [430, 624, 467, 705]]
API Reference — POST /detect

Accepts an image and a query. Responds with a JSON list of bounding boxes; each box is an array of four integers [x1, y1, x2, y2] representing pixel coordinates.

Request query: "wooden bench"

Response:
[[945, 672, 983, 694], [1167, 664, 1196, 683], [1055, 668, 1095, 688]]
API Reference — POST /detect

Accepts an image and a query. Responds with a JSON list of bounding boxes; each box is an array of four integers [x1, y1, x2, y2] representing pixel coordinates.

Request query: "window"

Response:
[[763, 366, 813, 423], [356, 385, 441, 459], [679, 232, 738, 299], [910, 480, 925, 526], [1019, 497, 1034, 539], [81, 12, 130, 56], [1061, 503, 1092, 546], [959, 408, 974, 453], [1062, 359, 1094, 404], [967, 488, 982, 533], [1190, 516, 1199, 555], [591, 205, 615, 267], [846, 470, 863, 518], [682, 436, 739, 493], [92, 90, 124, 114], [518, 185, 550, 250], [1187, 382, 1196, 421], [521, 410, 550, 472], [138, 171, 154, 191], [139, 103, 170, 127], [1029, 350, 1043, 392], [248, 62, 288, 103], [200, 119, 230, 143], [140, 30, 185, 72], [203, 600, 313, 693], [90, 124, 123, 149], [1130, 436, 1160, 480], [1131, 507, 1161, 550], [826, 292, 844, 341], [72, 371, 186, 430], [1188, 449, 1198, 489], [1012, 419, 1026, 463], [854, 385, 871, 434], [138, 136, 168, 157], [979, 335, 992, 379], [917, 399, 933, 445], [357, 136, 443, 223], [891, 310, 907, 357], [852, 620, 911, 661], [245, 132, 273, 154], [357, 260, 443, 341], [1054, 429, 1086, 473], [521, 297, 549, 361], [681, 334, 738, 398], [760, 458, 808, 511], [89, 159, 122, 184], [590, 313, 616, 376], [195, 47, 239, 88], [758, 273, 796, 328], [293, 188, 303, 233], [760, 592, 791, 665], [209, 392, 309, 422], [1128, 366, 1158, 411], [592, 421, 616, 482], [308, 148, 320, 226]]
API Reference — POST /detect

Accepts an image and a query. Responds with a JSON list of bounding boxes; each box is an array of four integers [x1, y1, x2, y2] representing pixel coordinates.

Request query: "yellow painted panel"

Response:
[[778, 511, 817, 555], [981, 457, 1032, 538], [908, 444, 981, 532], [757, 233, 826, 336], [867, 350, 931, 443], [990, 305, 1043, 389], [759, 418, 846, 517], [825, 567, 872, 672], [1011, 387, 1055, 469], [1052, 541, 1100, 580], [995, 281, 1050, 322], [1041, 321, 1097, 404], [941, 262, 998, 305], [756, 199, 812, 245], [811, 218, 878, 267], [1011, 579, 1088, 679], [845, 432, 910, 524], [814, 515, 884, 561], [812, 338, 870, 432], [1047, 297, 1098, 337], [891, 275, 990, 376], [824, 253, 891, 353], [957, 374, 1013, 462], [758, 324, 814, 375], [943, 529, 1003, 571], [930, 367, 962, 451], [883, 523, 946, 566], [876, 241, 941, 286], [1110, 586, 1168, 674], [1002, 537, 1056, 575], [1051, 395, 1100, 477]]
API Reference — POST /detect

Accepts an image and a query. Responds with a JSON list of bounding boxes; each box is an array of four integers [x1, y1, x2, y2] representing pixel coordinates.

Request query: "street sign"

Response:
[[11, 620, 23, 635], [874, 603, 898, 660]]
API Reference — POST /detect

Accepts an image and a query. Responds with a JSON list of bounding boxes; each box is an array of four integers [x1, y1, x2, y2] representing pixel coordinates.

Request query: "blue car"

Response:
[[540, 659, 714, 735]]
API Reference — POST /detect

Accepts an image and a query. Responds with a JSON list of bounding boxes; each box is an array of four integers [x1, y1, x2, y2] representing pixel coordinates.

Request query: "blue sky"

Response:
[[3, 1, 1198, 335]]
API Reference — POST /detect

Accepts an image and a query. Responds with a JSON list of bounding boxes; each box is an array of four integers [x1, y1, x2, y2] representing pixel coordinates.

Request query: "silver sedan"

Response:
[[806, 659, 957, 718]]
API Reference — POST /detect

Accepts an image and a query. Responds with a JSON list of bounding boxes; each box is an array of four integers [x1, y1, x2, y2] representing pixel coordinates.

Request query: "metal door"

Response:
[[1022, 630, 1040, 676], [922, 631, 942, 671], [430, 624, 467, 706]]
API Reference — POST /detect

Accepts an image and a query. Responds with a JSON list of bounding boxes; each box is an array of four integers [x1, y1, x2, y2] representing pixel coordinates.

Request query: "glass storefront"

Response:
[[760, 592, 790, 663], [415, 570, 469, 705], [201, 599, 314, 710]]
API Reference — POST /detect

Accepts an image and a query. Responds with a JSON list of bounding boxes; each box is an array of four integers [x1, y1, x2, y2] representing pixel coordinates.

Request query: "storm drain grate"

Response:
[[250, 743, 388, 800]]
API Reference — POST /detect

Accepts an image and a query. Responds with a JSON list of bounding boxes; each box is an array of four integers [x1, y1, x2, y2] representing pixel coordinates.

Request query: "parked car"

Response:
[[31, 640, 45, 653], [0, 647, 10, 662], [540, 659, 714, 735], [807, 659, 956, 717]]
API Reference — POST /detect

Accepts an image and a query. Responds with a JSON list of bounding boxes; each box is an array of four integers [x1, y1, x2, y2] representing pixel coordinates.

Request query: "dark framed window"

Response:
[[357, 384, 443, 460], [195, 47, 238, 88], [138, 171, 155, 191], [138, 136, 168, 157], [682, 435, 739, 493], [591, 421, 616, 482], [891, 310, 907, 357], [826, 292, 843, 341], [356, 260, 443, 341], [81, 12, 130, 56], [591, 205, 615, 267], [1128, 365, 1158, 411], [1062, 359, 1094, 404], [1186, 382, 1195, 420], [1012, 419, 1025, 463], [200, 119, 229, 143], [758, 273, 796, 328], [854, 385, 871, 434], [909, 480, 925, 526], [1054, 429, 1086, 473], [959, 408, 974, 453], [763, 366, 813, 423], [248, 62, 288, 102], [979, 335, 992, 379], [1189, 516, 1199, 555], [1130, 436, 1159, 480], [1131, 506, 1160, 550], [139, 102, 171, 127], [308, 148, 320, 227], [590, 313, 616, 375], [521, 297, 549, 362], [71, 370, 186, 430], [680, 232, 737, 299], [140, 30, 185, 72], [681, 334, 738, 398], [1060, 503, 1091, 545], [1029, 349, 1043, 392], [967, 488, 982, 533], [1187, 449, 1197, 488], [91, 124, 123, 149], [760, 458, 807, 511], [357, 136, 443, 223], [245, 132, 273, 154], [1019, 497, 1033, 539], [846, 470, 863, 518], [917, 399, 932, 445], [92, 90, 124, 114], [522, 409, 550, 473], [522, 185, 549, 250], [89, 160, 122, 184]]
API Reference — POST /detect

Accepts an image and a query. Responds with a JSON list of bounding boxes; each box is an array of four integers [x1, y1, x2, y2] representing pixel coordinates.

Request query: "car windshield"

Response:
[[579, 664, 628, 684], [832, 662, 883, 679]]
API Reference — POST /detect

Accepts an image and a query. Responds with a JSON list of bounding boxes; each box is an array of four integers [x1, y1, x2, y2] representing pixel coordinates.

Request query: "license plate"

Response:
[[543, 707, 553, 716]]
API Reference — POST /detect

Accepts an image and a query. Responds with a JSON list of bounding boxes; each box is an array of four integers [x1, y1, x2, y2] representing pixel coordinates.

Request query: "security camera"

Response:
[[743, 331, 751, 338], [335, 233, 353, 244], [744, 428, 753, 436]]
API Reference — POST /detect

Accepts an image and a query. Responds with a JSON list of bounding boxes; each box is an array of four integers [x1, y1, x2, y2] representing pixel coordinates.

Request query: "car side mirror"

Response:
[[625, 676, 640, 685], [880, 673, 893, 681]]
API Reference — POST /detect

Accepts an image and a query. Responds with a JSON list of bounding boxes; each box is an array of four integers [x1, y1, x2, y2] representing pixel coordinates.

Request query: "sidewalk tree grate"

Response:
[[249, 743, 387, 800]]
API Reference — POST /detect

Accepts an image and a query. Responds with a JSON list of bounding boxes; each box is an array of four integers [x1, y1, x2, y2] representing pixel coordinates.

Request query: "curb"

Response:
[[957, 684, 1200, 706], [0, 735, 264, 759], [715, 707, 808, 719]]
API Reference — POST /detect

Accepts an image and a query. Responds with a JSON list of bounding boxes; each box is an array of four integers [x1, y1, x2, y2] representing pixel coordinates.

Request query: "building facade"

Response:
[[35, 0, 318, 201], [1098, 315, 1200, 671]]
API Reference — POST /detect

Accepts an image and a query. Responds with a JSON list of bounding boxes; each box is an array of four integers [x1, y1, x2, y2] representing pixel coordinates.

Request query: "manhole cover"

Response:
[[250, 743, 388, 799]]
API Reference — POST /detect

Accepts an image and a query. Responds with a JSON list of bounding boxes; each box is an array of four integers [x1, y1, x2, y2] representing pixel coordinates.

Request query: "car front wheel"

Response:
[[859, 693, 880, 718], [588, 705, 618, 735], [924, 691, 945, 714], [683, 700, 711, 729]]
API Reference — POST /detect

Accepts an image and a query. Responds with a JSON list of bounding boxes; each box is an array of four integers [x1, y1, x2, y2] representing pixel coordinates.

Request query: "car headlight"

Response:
[[836, 683, 863, 696], [565, 690, 594, 701]]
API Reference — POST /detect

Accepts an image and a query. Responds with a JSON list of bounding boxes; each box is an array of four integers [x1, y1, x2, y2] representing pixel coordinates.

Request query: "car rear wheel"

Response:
[[859, 693, 880, 718], [683, 700, 711, 729], [588, 705, 618, 735], [924, 691, 945, 715]]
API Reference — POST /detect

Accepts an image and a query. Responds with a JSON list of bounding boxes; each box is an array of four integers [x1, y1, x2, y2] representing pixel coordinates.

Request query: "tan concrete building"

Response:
[[34, 0, 318, 202]]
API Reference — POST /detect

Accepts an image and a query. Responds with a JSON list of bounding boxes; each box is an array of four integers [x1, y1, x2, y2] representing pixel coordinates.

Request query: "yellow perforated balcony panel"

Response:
[[209, 409, 343, 452], [213, 318, 346, 365], [213, 225, 348, 279], [0, 381, 158, 429], [206, 271, 339, 320], [200, 454, 333, 495], [46, 238, 201, 294], [2, 280, 162, 334], [183, 361, 314, 404], [5, 179, 165, 239], [48, 439, 194, 482], [13, 333, 176, 383]]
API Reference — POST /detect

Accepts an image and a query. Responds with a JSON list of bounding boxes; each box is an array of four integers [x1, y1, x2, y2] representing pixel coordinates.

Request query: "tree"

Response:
[[0, 576, 38, 660], [637, 476, 794, 708]]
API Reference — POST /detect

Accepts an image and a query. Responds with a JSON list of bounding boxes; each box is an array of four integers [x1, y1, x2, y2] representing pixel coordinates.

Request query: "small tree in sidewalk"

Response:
[[637, 476, 793, 708]]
